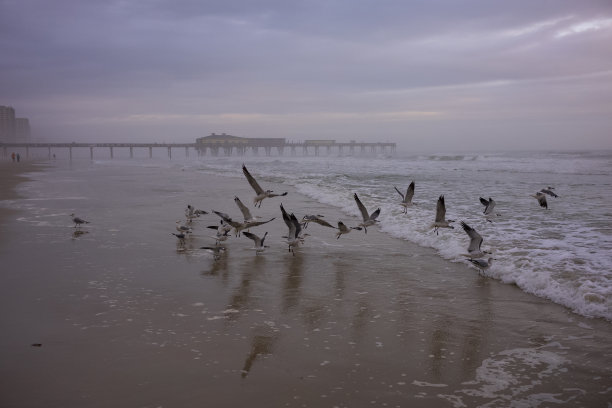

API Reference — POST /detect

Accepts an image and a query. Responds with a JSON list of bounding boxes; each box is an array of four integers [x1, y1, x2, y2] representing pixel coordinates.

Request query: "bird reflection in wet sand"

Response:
[[241, 331, 277, 378], [72, 230, 89, 239]]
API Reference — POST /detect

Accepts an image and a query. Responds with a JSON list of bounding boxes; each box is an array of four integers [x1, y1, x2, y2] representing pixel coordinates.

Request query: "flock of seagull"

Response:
[[69, 164, 559, 273]]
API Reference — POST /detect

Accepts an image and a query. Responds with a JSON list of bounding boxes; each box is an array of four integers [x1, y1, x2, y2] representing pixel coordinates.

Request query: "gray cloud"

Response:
[[1, 0, 611, 150]]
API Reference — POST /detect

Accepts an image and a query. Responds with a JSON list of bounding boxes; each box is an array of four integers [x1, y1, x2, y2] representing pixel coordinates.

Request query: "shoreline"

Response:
[[0, 158, 611, 407]]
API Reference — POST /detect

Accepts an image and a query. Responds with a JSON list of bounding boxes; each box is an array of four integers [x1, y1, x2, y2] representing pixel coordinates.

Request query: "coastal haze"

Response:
[[1, 0, 612, 150], [2, 1, 612, 407]]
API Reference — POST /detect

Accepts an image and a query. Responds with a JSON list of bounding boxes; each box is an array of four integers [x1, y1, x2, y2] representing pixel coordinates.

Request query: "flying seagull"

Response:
[[460, 221, 490, 259], [301, 214, 335, 229], [242, 164, 287, 207], [335, 221, 362, 239], [540, 187, 558, 198], [353, 193, 380, 233], [280, 204, 303, 255], [468, 257, 495, 275], [394, 181, 415, 213], [532, 192, 548, 209], [242, 231, 269, 255], [213, 208, 275, 237], [431, 195, 454, 234], [70, 213, 89, 228], [479, 197, 500, 221]]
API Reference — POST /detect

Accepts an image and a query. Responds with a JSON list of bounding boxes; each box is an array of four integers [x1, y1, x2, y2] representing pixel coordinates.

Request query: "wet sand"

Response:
[[0, 159, 611, 407]]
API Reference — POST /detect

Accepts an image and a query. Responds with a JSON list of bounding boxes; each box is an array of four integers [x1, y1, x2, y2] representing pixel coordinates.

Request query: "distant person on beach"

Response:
[[11, 152, 15, 162], [16, 153, 20, 162]]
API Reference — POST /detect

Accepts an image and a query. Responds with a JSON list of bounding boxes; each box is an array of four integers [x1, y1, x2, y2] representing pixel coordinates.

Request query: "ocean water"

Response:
[[183, 150, 612, 322]]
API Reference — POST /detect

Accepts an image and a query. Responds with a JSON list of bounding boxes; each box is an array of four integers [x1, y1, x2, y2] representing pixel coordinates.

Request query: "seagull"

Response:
[[540, 187, 558, 198], [532, 192, 548, 209], [460, 221, 490, 259], [281, 204, 303, 255], [431, 195, 454, 234], [353, 193, 380, 233], [171, 232, 187, 247], [234, 196, 258, 223], [242, 231, 269, 255], [207, 220, 231, 245], [213, 209, 274, 237], [175, 221, 192, 234], [479, 197, 500, 221], [336, 221, 362, 239], [185, 205, 208, 221], [69, 213, 89, 228], [468, 257, 494, 275], [242, 164, 288, 207], [394, 181, 415, 213], [301, 214, 335, 229], [200, 245, 227, 261]]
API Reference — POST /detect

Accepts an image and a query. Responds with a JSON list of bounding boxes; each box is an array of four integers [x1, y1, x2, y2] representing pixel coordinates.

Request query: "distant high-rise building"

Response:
[[16, 118, 30, 139], [0, 105, 16, 141]]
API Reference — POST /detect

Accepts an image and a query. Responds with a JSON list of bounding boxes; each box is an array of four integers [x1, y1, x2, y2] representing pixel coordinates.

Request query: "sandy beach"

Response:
[[0, 158, 610, 408]]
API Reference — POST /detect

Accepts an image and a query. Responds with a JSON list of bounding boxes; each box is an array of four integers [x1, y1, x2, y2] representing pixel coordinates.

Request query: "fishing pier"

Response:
[[1, 133, 396, 160]]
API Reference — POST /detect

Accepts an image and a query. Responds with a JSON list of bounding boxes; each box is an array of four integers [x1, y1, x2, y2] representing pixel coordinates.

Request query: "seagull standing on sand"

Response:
[[281, 204, 303, 255], [335, 221, 362, 239], [302, 214, 335, 229], [460, 221, 490, 259], [353, 193, 380, 234], [431, 195, 454, 234], [532, 192, 548, 209], [70, 213, 89, 228], [242, 164, 287, 207], [468, 257, 494, 275], [394, 181, 415, 213], [243, 231, 269, 255]]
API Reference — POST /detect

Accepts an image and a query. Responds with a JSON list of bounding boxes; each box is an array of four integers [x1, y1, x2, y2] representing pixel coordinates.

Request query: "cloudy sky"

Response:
[[2, 0, 611, 151]]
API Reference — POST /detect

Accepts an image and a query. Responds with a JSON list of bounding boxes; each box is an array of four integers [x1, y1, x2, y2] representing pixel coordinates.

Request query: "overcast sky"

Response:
[[2, 0, 611, 151]]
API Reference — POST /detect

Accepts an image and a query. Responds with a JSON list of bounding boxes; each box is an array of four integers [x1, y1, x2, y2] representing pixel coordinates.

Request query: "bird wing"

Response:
[[406, 182, 415, 203], [394, 186, 405, 200], [314, 218, 335, 228], [244, 217, 275, 228], [469, 258, 486, 268], [268, 192, 288, 198], [479, 197, 489, 207], [234, 196, 253, 221], [213, 210, 241, 228], [369, 208, 381, 221], [290, 213, 302, 238], [435, 196, 446, 222], [242, 231, 261, 246], [484, 198, 496, 215], [354, 193, 370, 222], [337, 221, 349, 233], [537, 193, 548, 208], [242, 164, 264, 195], [280, 204, 292, 230], [460, 221, 483, 252]]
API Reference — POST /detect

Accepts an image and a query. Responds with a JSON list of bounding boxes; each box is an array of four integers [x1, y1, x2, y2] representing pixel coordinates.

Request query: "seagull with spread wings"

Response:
[[243, 231, 269, 255], [280, 204, 303, 255], [394, 181, 415, 213], [430, 195, 454, 234], [460, 221, 490, 259], [353, 193, 380, 234], [242, 164, 287, 207]]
